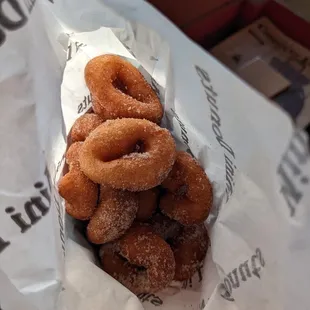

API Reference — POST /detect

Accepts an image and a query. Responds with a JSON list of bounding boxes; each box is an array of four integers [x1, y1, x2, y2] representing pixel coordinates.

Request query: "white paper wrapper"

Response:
[[1, 0, 310, 310]]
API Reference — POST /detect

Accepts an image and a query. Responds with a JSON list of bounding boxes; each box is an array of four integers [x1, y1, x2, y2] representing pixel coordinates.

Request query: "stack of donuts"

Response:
[[58, 54, 213, 294]]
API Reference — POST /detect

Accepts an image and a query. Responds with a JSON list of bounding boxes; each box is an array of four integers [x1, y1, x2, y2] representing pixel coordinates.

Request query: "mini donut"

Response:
[[100, 225, 175, 294], [65, 141, 83, 168], [85, 54, 163, 123], [79, 118, 176, 191], [148, 214, 208, 281], [70, 113, 105, 142], [171, 224, 208, 281], [136, 188, 160, 221], [58, 143, 98, 220], [160, 151, 213, 225], [87, 186, 139, 244]]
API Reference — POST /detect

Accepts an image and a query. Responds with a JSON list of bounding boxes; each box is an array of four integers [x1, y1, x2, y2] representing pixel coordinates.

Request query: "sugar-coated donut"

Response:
[[171, 224, 208, 281], [100, 225, 175, 294], [65, 141, 83, 168], [148, 214, 208, 281], [70, 113, 105, 142], [58, 143, 98, 220], [79, 118, 176, 191], [85, 54, 163, 123], [87, 186, 138, 244], [136, 188, 160, 221], [160, 151, 213, 225]]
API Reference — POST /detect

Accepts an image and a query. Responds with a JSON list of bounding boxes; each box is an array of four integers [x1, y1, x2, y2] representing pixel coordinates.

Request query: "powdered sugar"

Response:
[[122, 152, 150, 159], [87, 188, 139, 244]]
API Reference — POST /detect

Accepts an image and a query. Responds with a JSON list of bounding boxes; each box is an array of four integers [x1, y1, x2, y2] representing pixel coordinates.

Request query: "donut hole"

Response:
[[120, 140, 149, 160], [112, 76, 146, 102], [112, 78, 129, 95], [102, 140, 149, 162], [133, 140, 145, 153], [135, 265, 147, 272], [116, 252, 129, 263], [166, 237, 174, 246], [100, 140, 146, 162], [117, 252, 147, 272]]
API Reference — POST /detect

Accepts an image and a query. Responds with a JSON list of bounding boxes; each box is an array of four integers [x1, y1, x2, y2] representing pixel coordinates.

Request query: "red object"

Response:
[[148, 0, 310, 49], [148, 0, 243, 42], [264, 1, 310, 50], [148, 0, 230, 27], [239, 1, 267, 25], [183, 1, 242, 41]]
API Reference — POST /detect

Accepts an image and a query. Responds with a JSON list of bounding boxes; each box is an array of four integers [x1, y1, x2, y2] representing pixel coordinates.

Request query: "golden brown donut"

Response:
[[79, 118, 176, 191], [85, 54, 163, 123], [148, 214, 208, 281], [70, 113, 105, 142], [136, 188, 160, 221], [100, 225, 175, 294], [160, 151, 213, 225], [58, 143, 98, 220], [65, 141, 83, 168], [171, 224, 208, 281], [87, 186, 139, 244]]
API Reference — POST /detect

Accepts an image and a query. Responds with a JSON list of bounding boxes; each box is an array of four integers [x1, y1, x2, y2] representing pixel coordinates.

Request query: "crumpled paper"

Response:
[[0, 0, 309, 310]]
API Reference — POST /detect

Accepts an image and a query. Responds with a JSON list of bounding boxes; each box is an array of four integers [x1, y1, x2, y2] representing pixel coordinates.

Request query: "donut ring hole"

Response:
[[112, 77, 129, 96], [112, 71, 147, 103], [98, 139, 148, 162], [116, 252, 146, 272], [133, 140, 145, 153]]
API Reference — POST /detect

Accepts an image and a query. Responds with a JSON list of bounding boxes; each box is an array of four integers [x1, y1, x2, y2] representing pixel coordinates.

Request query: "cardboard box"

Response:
[[236, 58, 290, 98], [212, 17, 310, 127]]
